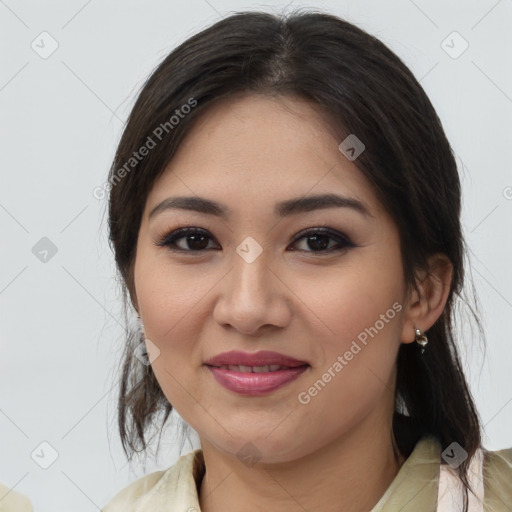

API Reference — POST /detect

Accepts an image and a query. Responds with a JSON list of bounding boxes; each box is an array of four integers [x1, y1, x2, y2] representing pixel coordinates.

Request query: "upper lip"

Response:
[[204, 350, 309, 368]]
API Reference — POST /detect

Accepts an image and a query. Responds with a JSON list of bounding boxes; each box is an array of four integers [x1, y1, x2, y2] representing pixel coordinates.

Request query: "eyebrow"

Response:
[[149, 193, 372, 220]]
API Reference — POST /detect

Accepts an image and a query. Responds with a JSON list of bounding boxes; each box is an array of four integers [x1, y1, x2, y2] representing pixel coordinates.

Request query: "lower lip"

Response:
[[206, 365, 309, 396]]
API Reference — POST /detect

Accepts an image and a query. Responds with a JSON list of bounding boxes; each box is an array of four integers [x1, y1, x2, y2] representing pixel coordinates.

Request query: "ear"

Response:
[[400, 253, 453, 345]]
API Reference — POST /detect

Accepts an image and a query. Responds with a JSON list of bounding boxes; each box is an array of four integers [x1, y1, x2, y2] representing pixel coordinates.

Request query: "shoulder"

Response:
[[482, 446, 512, 508], [101, 449, 204, 512], [0, 481, 33, 512], [101, 469, 167, 512]]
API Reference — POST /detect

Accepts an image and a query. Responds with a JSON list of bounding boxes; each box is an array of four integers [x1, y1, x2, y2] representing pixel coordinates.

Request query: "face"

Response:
[[133, 94, 410, 463]]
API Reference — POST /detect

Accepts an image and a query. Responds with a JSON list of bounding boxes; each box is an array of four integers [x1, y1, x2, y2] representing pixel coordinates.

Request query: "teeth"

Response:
[[218, 364, 284, 373], [252, 365, 270, 373]]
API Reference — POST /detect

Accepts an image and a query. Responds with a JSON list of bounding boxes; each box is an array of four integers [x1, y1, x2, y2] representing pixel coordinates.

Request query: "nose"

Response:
[[212, 246, 293, 335]]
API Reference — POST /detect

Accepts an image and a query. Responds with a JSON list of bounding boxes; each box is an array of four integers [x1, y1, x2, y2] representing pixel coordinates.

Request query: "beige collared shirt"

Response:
[[0, 482, 33, 512], [101, 436, 512, 511]]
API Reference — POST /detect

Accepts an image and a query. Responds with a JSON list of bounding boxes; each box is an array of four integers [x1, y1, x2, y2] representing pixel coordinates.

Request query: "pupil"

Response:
[[309, 235, 328, 251], [188, 234, 208, 250]]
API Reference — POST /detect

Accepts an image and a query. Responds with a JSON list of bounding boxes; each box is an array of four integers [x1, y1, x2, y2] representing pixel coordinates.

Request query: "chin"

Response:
[[202, 429, 309, 466]]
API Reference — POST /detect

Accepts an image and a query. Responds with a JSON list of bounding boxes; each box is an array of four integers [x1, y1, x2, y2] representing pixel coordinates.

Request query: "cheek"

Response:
[[134, 248, 210, 341], [290, 246, 404, 416], [293, 271, 402, 445], [292, 253, 404, 351], [133, 251, 213, 405]]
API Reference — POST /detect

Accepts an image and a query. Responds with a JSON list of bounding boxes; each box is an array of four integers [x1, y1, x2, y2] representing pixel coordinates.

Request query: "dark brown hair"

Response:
[[107, 9, 485, 508]]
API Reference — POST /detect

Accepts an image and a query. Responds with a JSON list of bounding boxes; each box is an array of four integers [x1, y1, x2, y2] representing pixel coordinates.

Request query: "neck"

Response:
[[199, 410, 405, 512]]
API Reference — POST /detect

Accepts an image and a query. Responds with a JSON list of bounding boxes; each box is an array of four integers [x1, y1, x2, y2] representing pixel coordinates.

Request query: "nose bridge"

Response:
[[231, 238, 272, 302], [213, 237, 291, 334]]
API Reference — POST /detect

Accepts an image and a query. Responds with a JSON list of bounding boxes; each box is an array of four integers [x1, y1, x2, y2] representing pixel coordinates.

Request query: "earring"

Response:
[[137, 315, 145, 340], [415, 328, 428, 354]]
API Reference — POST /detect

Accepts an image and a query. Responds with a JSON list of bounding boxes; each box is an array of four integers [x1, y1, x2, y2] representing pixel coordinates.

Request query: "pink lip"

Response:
[[207, 366, 309, 395], [204, 350, 310, 396]]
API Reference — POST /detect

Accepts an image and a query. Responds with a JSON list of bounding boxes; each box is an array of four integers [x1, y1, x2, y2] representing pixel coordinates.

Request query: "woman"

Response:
[[102, 10, 512, 511]]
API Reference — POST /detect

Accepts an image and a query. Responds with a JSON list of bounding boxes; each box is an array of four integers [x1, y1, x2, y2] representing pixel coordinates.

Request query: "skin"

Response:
[[132, 94, 453, 512]]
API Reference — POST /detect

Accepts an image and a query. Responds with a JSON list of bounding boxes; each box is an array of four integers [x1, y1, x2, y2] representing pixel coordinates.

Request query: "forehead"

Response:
[[144, 94, 382, 220]]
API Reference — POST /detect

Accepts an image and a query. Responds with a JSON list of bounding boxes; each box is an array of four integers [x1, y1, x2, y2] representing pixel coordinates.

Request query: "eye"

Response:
[[155, 227, 219, 252], [289, 227, 355, 253], [155, 226, 355, 254]]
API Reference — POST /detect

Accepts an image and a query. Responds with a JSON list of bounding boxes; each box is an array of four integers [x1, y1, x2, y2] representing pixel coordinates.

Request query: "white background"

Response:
[[1, 0, 511, 510]]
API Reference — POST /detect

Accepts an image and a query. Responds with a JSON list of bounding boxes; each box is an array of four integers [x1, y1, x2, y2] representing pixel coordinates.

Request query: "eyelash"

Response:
[[154, 226, 356, 255]]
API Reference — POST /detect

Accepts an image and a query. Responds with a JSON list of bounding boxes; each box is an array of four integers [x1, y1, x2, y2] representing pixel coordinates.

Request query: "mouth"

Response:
[[204, 351, 310, 396], [208, 364, 298, 373]]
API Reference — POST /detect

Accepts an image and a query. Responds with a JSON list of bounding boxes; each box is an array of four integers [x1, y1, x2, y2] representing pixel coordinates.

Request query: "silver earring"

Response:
[[415, 328, 428, 354]]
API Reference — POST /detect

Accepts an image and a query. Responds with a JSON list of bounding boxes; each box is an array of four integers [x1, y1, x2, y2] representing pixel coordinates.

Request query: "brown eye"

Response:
[[156, 227, 219, 252], [289, 228, 355, 253]]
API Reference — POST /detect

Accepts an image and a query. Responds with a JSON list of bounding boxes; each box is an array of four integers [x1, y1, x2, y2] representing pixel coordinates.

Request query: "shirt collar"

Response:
[[137, 436, 440, 512], [372, 435, 441, 511]]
